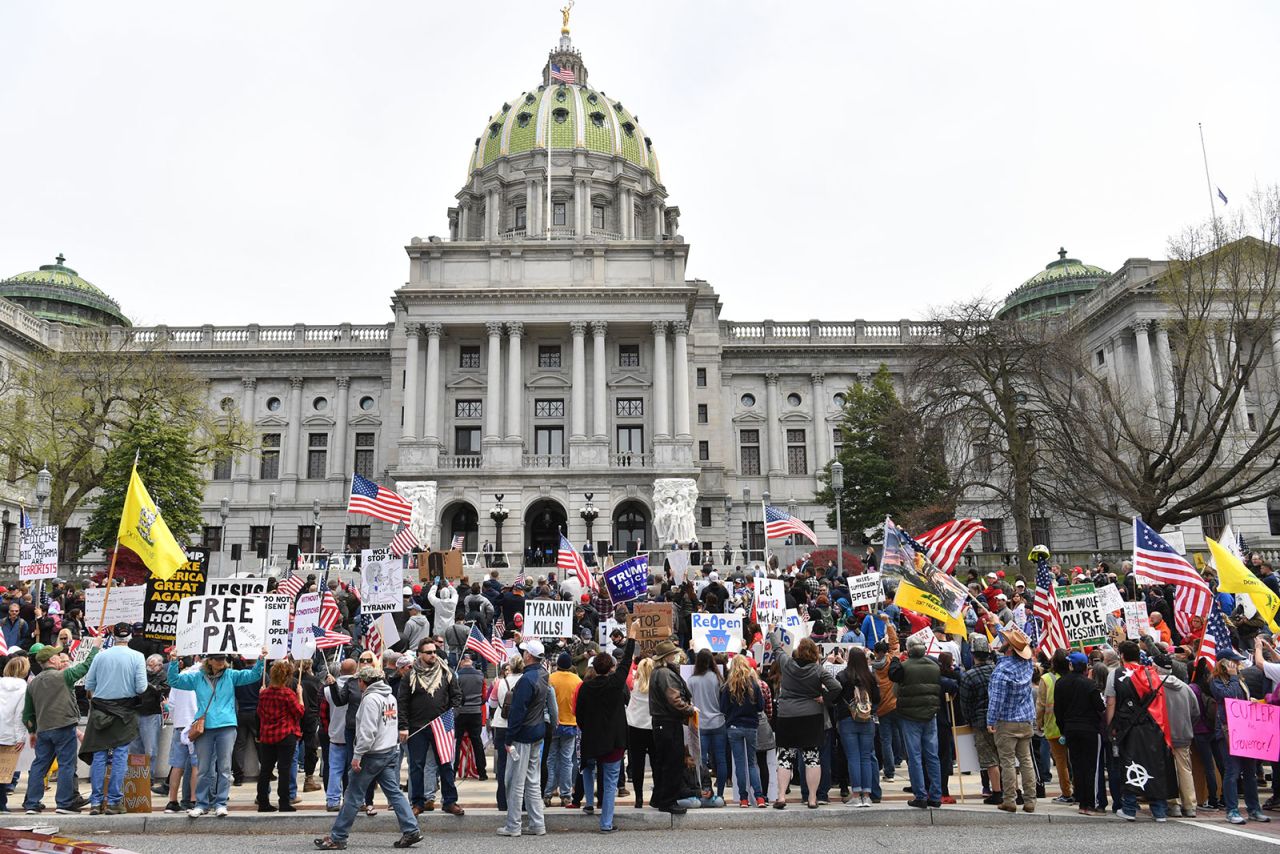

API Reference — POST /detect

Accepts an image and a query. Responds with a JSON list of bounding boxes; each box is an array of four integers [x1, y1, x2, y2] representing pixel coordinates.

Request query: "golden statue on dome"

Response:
[[560, 1, 574, 34]]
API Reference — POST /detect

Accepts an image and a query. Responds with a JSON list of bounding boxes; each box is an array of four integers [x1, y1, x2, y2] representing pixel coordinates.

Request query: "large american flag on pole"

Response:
[[917, 519, 987, 574], [430, 709, 456, 764], [558, 534, 594, 589], [347, 473, 413, 525], [1033, 556, 1069, 656], [277, 571, 306, 599], [1132, 518, 1211, 635], [549, 62, 575, 84]]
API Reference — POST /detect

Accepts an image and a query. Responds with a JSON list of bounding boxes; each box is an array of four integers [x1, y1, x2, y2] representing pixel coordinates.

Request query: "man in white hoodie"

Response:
[[427, 581, 457, 641], [314, 666, 421, 851]]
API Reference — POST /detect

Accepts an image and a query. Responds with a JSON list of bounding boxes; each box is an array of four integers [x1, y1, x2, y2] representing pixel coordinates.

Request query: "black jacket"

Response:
[[396, 666, 460, 731], [1052, 671, 1104, 737], [575, 640, 635, 759]]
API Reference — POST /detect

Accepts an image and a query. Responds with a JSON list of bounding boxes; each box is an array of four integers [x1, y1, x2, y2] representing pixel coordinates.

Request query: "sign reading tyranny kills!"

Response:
[[523, 599, 574, 639], [142, 548, 209, 643]]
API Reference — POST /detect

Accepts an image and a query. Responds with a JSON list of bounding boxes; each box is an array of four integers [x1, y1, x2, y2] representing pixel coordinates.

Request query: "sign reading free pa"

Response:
[[175, 595, 266, 658]]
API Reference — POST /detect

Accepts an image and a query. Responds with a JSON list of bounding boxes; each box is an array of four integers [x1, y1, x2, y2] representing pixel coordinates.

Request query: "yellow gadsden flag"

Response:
[[117, 465, 187, 581], [894, 581, 968, 637], [1208, 536, 1280, 633]]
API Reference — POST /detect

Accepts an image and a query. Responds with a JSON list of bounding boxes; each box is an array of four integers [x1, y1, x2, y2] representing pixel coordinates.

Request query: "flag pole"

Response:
[[97, 451, 140, 633], [1198, 122, 1219, 228]]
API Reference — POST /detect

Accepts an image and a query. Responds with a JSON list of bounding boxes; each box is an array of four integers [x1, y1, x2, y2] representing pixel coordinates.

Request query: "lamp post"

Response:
[[762, 490, 770, 565], [579, 493, 598, 545], [35, 465, 51, 527], [830, 461, 844, 576], [489, 494, 508, 567], [219, 497, 230, 577], [722, 496, 733, 566], [312, 498, 322, 552], [266, 491, 278, 571], [742, 487, 751, 562]]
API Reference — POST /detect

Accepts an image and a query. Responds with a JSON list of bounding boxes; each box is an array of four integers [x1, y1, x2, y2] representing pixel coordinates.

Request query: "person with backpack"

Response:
[[1107, 639, 1176, 823], [1037, 650, 1072, 804], [462, 584, 493, 636], [835, 647, 880, 808]]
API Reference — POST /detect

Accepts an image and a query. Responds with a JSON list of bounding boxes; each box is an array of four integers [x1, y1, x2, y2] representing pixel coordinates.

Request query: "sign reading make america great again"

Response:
[[142, 548, 209, 643]]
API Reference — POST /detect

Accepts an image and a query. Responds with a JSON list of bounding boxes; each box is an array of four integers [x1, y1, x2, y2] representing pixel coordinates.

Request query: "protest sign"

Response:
[[604, 555, 649, 603], [83, 585, 147, 626], [906, 626, 939, 655], [18, 525, 59, 581], [417, 550, 463, 582], [691, 611, 744, 653], [524, 599, 574, 638], [1123, 601, 1152, 640], [259, 594, 294, 659], [119, 754, 152, 813], [206, 579, 268, 597], [628, 602, 674, 655], [142, 549, 209, 643], [666, 550, 691, 584], [847, 572, 883, 609], [360, 548, 403, 614], [1055, 583, 1105, 647], [175, 595, 265, 657], [753, 577, 786, 626], [954, 725, 981, 773], [292, 592, 321, 659], [1226, 697, 1280, 762], [1095, 583, 1124, 614], [599, 618, 624, 652]]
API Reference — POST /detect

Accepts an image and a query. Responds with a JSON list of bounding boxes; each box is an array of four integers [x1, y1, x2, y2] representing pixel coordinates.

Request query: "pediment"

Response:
[[608, 372, 652, 389], [731, 410, 767, 424], [256, 415, 289, 427], [445, 375, 488, 390], [779, 411, 812, 423], [303, 414, 336, 427], [349, 413, 382, 426], [526, 373, 571, 389]]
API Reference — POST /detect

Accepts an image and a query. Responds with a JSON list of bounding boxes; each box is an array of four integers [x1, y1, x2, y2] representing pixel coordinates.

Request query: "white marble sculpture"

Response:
[[653, 478, 698, 546], [397, 481, 438, 549]]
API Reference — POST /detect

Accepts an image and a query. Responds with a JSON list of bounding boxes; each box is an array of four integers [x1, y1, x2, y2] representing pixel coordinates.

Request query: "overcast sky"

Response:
[[1, 2, 1276, 327]]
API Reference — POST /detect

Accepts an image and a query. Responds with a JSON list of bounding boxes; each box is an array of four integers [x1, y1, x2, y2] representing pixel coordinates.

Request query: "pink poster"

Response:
[[1226, 698, 1280, 762]]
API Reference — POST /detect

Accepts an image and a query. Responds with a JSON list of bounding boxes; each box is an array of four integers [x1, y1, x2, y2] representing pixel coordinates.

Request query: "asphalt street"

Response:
[[76, 823, 1280, 854]]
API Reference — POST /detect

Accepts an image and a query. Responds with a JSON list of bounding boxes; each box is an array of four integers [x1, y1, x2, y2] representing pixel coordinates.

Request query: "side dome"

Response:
[[997, 248, 1109, 321], [0, 254, 131, 327]]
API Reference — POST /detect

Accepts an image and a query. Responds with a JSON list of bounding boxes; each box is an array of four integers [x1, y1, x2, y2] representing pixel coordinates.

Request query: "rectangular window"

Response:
[[515, 206, 527, 229], [455, 427, 482, 456], [353, 432, 376, 480], [58, 528, 81, 566], [211, 453, 232, 481], [980, 518, 1005, 552], [618, 344, 641, 367], [534, 426, 564, 455], [740, 429, 761, 476], [786, 429, 807, 476], [972, 442, 992, 478], [1200, 510, 1227, 540], [1269, 499, 1280, 536], [617, 425, 644, 454], [616, 398, 644, 417], [833, 428, 843, 458], [534, 398, 565, 418], [1096, 350, 1106, 366], [1247, 411, 1258, 431], [459, 346, 481, 369], [696, 368, 707, 387], [553, 202, 566, 226], [700, 506, 713, 528], [592, 205, 605, 230], [698, 440, 709, 461], [345, 525, 370, 552], [1031, 516, 1052, 550], [298, 525, 317, 554], [455, 399, 483, 419], [260, 433, 281, 480], [249, 526, 271, 558], [202, 526, 223, 552], [537, 345, 562, 368], [697, 404, 708, 424], [307, 433, 328, 479]]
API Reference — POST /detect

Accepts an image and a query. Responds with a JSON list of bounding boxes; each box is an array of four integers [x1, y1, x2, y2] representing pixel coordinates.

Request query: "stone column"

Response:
[[765, 372, 783, 475], [401, 324, 420, 440], [571, 321, 587, 438], [331, 377, 351, 478], [652, 321, 670, 438], [810, 371, 829, 471], [506, 322, 524, 441], [1132, 320, 1155, 402], [525, 180, 535, 235], [235, 378, 257, 479], [424, 322, 443, 444], [1225, 327, 1251, 429], [652, 202, 663, 238], [284, 376, 304, 478], [485, 321, 503, 441], [592, 321, 608, 439], [459, 204, 469, 241], [621, 189, 632, 239], [1154, 320, 1177, 412], [671, 320, 691, 438]]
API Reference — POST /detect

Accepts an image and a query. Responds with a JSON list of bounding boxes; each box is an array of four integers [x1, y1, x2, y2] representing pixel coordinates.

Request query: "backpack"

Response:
[[850, 683, 873, 722]]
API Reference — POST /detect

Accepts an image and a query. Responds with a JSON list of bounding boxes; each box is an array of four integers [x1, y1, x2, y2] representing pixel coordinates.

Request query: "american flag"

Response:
[[390, 525, 420, 559], [313, 591, 351, 650], [764, 505, 817, 545], [1199, 601, 1235, 668], [430, 708, 456, 764], [549, 63, 575, 84], [359, 612, 383, 659], [450, 533, 465, 551], [558, 534, 594, 589], [1132, 518, 1211, 635], [465, 623, 505, 666], [347, 474, 413, 525], [1033, 556, 1069, 656], [277, 572, 306, 599], [493, 614, 506, 639], [917, 519, 986, 573]]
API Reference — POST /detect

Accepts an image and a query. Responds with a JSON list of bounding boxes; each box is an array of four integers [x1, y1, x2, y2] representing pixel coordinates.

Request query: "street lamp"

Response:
[[831, 461, 844, 576], [219, 497, 230, 577], [34, 464, 51, 527], [742, 487, 751, 560], [579, 493, 598, 544], [489, 494, 508, 566], [266, 491, 278, 571], [312, 498, 322, 552], [722, 496, 733, 564]]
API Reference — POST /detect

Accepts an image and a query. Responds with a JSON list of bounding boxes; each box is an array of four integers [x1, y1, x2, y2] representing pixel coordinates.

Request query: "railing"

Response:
[[501, 228, 528, 240], [547, 227, 576, 240], [611, 452, 653, 468], [522, 453, 568, 468], [92, 323, 396, 350], [720, 319, 949, 346], [439, 454, 483, 469]]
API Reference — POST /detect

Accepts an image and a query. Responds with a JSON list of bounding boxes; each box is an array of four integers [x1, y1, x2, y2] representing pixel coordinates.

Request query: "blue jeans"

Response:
[[900, 717, 941, 803], [544, 733, 577, 798], [194, 725, 237, 810], [838, 717, 877, 794], [90, 744, 130, 806], [129, 714, 163, 780], [582, 758, 620, 830], [878, 712, 901, 775], [1223, 746, 1262, 814], [1121, 792, 1167, 819], [326, 741, 349, 807], [699, 727, 729, 797], [420, 731, 457, 806], [327, 748, 417, 844], [24, 724, 80, 810], [727, 726, 763, 801]]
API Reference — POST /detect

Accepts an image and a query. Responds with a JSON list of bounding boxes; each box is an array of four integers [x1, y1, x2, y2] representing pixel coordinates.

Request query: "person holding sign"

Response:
[[167, 647, 267, 817], [1208, 653, 1271, 825], [22, 638, 102, 814], [81, 623, 148, 816]]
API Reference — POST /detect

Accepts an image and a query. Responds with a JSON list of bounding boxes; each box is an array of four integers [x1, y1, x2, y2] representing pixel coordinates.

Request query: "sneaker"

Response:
[[188, 807, 207, 818], [151, 783, 170, 797], [1053, 796, 1075, 804], [528, 827, 547, 836], [104, 802, 127, 815], [24, 804, 45, 814], [983, 792, 1004, 805], [54, 806, 83, 815], [756, 797, 768, 808], [582, 805, 595, 815], [179, 800, 196, 810], [392, 830, 423, 849], [1154, 817, 1167, 823], [1227, 810, 1246, 825], [496, 828, 521, 838], [599, 826, 618, 834], [215, 806, 229, 817], [907, 798, 928, 809], [326, 804, 341, 812], [940, 796, 956, 805], [739, 799, 749, 808], [927, 800, 942, 809], [164, 802, 182, 814], [88, 804, 103, 816], [1249, 810, 1272, 823], [859, 794, 872, 808], [1116, 811, 1136, 822]]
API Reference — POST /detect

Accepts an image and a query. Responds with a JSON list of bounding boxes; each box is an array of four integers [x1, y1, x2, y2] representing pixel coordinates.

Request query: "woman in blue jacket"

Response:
[[168, 648, 266, 817]]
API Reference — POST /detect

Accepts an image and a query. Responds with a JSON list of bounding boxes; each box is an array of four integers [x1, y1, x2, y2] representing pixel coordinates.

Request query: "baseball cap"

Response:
[[395, 655, 413, 668], [519, 638, 545, 659], [995, 593, 1008, 601], [1068, 651, 1089, 669], [402, 586, 412, 596]]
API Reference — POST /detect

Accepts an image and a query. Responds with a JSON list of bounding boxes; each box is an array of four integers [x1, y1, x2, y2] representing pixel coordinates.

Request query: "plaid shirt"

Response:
[[985, 655, 1035, 727], [256, 685, 304, 744]]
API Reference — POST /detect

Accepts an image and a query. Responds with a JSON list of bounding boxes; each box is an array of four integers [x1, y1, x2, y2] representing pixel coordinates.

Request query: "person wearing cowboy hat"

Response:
[[647, 640, 695, 815], [986, 625, 1037, 814]]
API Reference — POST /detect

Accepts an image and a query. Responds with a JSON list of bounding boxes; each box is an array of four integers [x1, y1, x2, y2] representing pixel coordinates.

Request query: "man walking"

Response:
[[23, 638, 101, 814], [82, 623, 147, 815], [313, 666, 421, 850], [987, 626, 1036, 814], [498, 638, 556, 837], [889, 639, 942, 809]]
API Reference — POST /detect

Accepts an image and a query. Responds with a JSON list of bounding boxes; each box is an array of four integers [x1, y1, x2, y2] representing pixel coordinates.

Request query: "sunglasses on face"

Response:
[[420, 650, 437, 656]]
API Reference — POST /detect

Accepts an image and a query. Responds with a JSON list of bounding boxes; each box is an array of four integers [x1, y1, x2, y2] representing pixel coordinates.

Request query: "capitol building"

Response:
[[1, 28, 1277, 574]]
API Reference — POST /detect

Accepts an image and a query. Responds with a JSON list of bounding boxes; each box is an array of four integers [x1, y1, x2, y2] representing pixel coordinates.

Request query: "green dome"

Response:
[[0, 254, 131, 327], [997, 248, 1110, 321]]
